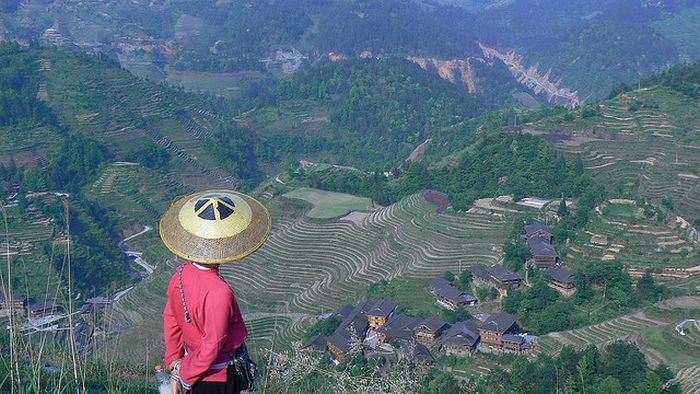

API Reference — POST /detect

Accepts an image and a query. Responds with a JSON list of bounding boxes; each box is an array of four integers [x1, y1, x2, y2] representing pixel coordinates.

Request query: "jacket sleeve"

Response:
[[179, 290, 235, 385], [163, 293, 184, 366]]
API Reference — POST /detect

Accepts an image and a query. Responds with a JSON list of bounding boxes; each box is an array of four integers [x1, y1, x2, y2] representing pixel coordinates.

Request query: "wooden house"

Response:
[[525, 223, 553, 243], [527, 236, 560, 268], [429, 277, 478, 310], [471, 264, 521, 290], [478, 312, 524, 353], [0, 295, 27, 316], [546, 266, 576, 296], [440, 320, 480, 357]]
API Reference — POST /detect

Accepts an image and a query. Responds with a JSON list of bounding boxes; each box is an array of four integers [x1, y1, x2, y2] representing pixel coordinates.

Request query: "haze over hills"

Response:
[[1, 0, 699, 103], [1, 2, 700, 393]]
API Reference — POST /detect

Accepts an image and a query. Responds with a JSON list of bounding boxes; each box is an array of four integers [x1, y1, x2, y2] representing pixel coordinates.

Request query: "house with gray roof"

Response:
[[546, 266, 576, 296], [471, 264, 521, 290], [399, 342, 434, 367], [429, 277, 478, 310], [27, 301, 64, 318], [0, 294, 26, 316], [478, 312, 525, 353], [440, 320, 481, 357], [525, 223, 553, 242], [527, 236, 560, 268], [302, 334, 328, 351], [365, 300, 398, 330], [326, 300, 397, 363], [377, 314, 449, 347], [414, 316, 450, 346]]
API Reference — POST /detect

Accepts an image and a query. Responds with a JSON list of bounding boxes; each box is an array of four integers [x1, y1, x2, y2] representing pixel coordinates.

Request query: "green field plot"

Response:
[[602, 203, 641, 220], [165, 69, 266, 99], [282, 187, 377, 219]]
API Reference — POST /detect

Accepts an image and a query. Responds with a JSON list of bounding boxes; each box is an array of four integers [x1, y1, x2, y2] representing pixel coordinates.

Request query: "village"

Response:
[[300, 222, 577, 367]]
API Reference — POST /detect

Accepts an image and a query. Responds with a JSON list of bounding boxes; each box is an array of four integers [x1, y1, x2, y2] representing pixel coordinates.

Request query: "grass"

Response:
[[282, 187, 378, 219], [164, 68, 266, 100]]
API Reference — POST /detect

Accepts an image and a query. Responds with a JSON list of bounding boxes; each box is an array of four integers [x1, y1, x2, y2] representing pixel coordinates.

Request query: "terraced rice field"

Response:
[[534, 297, 700, 393], [532, 311, 667, 356], [562, 206, 697, 273], [223, 193, 514, 315], [40, 49, 240, 192], [109, 192, 517, 361], [539, 86, 700, 221]]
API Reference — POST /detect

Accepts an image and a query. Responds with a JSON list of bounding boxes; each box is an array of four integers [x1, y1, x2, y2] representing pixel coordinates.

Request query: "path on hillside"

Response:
[[118, 225, 155, 274]]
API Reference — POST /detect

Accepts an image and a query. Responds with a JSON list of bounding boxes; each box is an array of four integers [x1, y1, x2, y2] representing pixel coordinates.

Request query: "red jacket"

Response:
[[164, 262, 248, 384]]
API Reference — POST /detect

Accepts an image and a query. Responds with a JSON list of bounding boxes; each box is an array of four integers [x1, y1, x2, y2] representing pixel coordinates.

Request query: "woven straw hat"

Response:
[[159, 189, 271, 264]]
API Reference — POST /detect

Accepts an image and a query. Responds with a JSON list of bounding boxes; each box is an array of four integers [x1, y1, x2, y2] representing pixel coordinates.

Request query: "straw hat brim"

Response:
[[159, 190, 271, 264]]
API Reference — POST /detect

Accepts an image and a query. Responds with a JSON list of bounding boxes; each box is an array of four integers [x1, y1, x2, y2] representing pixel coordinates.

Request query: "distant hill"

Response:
[[2, 0, 699, 101]]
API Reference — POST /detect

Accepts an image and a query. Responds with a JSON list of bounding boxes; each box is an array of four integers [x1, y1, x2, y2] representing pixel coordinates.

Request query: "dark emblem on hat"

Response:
[[194, 195, 236, 221]]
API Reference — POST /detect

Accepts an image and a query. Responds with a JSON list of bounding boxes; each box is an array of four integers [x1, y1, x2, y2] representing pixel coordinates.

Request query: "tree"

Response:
[[602, 342, 648, 388], [442, 271, 455, 282], [595, 376, 623, 394], [426, 372, 463, 394], [635, 372, 663, 394], [636, 270, 657, 302], [305, 316, 341, 339], [457, 271, 472, 291], [557, 197, 569, 218]]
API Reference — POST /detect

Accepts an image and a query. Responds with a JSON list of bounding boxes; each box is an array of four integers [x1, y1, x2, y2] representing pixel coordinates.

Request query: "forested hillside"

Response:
[[242, 58, 527, 168]]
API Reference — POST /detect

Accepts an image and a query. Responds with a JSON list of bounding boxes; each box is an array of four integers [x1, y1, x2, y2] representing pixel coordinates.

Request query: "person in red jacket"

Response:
[[159, 190, 271, 393]]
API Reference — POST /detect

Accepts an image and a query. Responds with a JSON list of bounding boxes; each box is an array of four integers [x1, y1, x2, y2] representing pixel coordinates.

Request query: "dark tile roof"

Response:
[[364, 300, 398, 318], [470, 264, 489, 280], [27, 301, 62, 313], [79, 303, 94, 314], [302, 334, 327, 350], [471, 264, 520, 282], [525, 223, 551, 236], [327, 330, 353, 353], [416, 316, 449, 333], [527, 237, 559, 257], [487, 265, 520, 282], [430, 277, 477, 305], [411, 343, 434, 363], [480, 312, 517, 335], [333, 304, 354, 320], [442, 319, 480, 347], [377, 314, 422, 341], [546, 266, 574, 284]]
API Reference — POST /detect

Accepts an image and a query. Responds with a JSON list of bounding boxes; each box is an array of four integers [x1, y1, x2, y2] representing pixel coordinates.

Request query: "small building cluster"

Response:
[[525, 223, 560, 267], [525, 223, 575, 295], [306, 298, 533, 365]]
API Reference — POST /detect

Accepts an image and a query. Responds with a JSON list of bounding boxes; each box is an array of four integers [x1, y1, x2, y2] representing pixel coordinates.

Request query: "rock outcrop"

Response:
[[479, 43, 581, 107]]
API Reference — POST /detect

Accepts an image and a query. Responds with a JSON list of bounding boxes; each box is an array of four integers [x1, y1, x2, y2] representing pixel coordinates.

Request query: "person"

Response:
[[160, 190, 271, 393]]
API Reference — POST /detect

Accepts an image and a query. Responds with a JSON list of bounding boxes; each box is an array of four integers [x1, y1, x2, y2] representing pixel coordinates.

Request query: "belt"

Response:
[[210, 346, 244, 370], [210, 359, 234, 370]]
